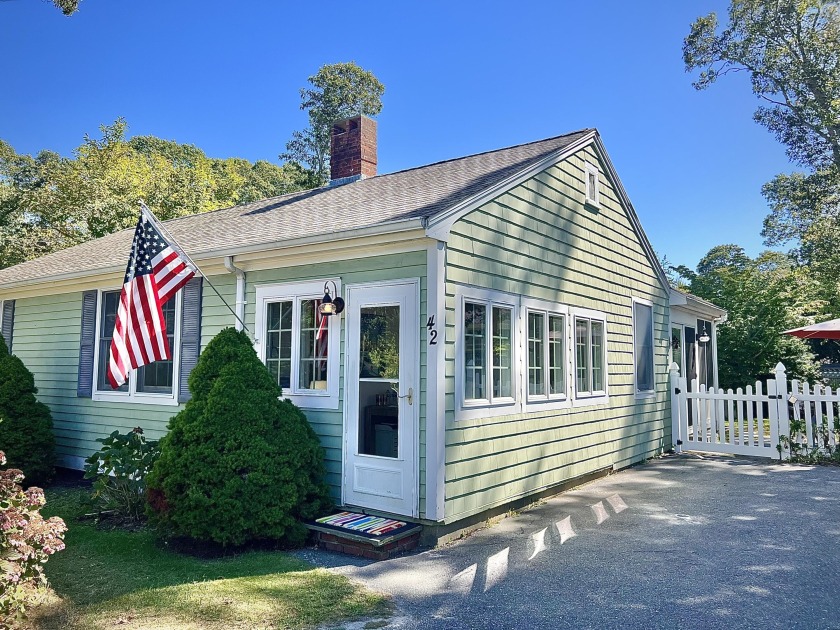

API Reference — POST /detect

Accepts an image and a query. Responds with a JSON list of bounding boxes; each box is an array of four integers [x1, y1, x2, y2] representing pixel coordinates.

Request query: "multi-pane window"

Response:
[[264, 298, 329, 392], [633, 302, 654, 393], [527, 310, 566, 400], [492, 307, 512, 398], [255, 280, 340, 410], [575, 315, 606, 396], [136, 298, 176, 394], [463, 299, 514, 404], [265, 301, 293, 389], [464, 302, 486, 400], [95, 290, 178, 399], [97, 291, 128, 393]]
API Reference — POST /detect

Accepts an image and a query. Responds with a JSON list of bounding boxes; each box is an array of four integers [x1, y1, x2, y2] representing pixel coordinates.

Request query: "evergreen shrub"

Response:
[[146, 328, 331, 546], [0, 334, 55, 487]]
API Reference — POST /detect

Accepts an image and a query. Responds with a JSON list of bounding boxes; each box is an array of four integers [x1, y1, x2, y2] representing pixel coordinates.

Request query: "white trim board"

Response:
[[424, 241, 446, 521]]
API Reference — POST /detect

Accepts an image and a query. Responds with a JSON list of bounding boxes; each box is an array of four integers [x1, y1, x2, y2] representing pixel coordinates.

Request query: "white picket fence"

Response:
[[670, 362, 840, 460]]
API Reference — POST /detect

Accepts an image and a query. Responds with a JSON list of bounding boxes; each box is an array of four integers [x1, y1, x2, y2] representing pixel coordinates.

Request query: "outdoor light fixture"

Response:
[[698, 327, 711, 344], [318, 280, 344, 317]]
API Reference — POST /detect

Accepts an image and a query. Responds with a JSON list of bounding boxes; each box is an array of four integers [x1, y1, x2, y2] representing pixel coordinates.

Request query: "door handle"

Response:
[[398, 387, 413, 405]]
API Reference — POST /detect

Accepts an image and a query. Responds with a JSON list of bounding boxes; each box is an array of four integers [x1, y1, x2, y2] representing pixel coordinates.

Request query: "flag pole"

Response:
[[139, 201, 251, 336]]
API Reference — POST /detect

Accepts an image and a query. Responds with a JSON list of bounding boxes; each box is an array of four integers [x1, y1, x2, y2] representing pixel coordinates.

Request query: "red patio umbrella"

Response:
[[782, 318, 840, 340]]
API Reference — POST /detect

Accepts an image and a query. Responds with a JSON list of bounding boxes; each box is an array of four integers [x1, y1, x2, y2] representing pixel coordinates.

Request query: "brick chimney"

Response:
[[329, 115, 377, 184]]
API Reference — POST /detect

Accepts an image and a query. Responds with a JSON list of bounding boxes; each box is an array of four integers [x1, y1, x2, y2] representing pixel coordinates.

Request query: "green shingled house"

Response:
[[0, 117, 723, 529]]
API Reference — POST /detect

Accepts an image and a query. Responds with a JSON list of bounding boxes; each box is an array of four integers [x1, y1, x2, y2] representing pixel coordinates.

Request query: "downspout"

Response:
[[223, 256, 246, 332]]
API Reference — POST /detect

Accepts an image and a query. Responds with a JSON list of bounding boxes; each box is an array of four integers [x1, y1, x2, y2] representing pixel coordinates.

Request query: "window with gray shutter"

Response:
[[178, 278, 203, 403], [1, 300, 14, 353], [77, 291, 98, 397]]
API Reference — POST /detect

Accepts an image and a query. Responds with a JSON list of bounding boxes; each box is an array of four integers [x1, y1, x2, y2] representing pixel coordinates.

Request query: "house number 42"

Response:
[[427, 316, 438, 345]]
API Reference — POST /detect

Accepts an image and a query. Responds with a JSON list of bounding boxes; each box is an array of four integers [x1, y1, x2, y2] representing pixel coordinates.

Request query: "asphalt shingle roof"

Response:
[[0, 129, 593, 288]]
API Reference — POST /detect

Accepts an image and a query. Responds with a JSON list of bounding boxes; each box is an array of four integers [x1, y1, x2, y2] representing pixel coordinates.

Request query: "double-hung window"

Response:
[[255, 280, 341, 409], [573, 309, 607, 400], [92, 289, 180, 404], [524, 299, 568, 405], [633, 299, 655, 397], [460, 290, 517, 415]]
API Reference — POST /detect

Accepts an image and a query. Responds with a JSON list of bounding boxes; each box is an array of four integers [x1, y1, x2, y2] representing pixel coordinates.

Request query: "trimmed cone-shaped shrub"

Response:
[[146, 328, 331, 546], [0, 334, 55, 487]]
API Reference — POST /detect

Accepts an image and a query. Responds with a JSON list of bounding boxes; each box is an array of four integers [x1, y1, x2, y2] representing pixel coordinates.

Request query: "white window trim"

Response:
[[254, 279, 341, 410], [92, 288, 182, 406], [570, 306, 609, 408], [455, 286, 521, 421], [521, 297, 570, 412], [632, 297, 656, 399], [584, 162, 600, 207]]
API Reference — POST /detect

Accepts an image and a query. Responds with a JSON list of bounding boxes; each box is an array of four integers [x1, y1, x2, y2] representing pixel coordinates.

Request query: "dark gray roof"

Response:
[[0, 129, 592, 287]]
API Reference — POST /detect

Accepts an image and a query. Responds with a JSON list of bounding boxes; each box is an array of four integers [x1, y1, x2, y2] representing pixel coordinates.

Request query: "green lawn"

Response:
[[27, 487, 391, 630]]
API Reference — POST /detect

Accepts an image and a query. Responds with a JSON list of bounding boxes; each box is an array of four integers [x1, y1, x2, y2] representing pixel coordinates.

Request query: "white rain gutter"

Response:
[[223, 256, 246, 332]]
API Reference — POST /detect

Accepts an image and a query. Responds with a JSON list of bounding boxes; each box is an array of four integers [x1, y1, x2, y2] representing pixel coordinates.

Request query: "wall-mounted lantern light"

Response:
[[698, 327, 711, 344], [318, 280, 345, 317]]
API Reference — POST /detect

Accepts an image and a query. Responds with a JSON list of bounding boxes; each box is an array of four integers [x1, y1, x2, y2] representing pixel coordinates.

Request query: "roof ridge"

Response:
[[368, 128, 595, 181], [156, 128, 595, 227]]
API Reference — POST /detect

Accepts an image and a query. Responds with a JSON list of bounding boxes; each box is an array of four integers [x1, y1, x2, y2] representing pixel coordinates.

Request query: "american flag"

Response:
[[107, 210, 196, 389]]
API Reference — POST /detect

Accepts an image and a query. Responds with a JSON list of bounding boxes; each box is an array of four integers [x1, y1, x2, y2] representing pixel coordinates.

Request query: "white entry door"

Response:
[[343, 280, 419, 517]]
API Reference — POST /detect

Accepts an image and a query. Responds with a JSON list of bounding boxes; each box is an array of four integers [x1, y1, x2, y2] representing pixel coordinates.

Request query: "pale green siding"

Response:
[[443, 145, 670, 521], [13, 292, 180, 466], [9, 251, 427, 508]]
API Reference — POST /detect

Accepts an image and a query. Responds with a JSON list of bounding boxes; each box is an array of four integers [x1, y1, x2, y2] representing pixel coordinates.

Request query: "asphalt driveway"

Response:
[[300, 454, 840, 630]]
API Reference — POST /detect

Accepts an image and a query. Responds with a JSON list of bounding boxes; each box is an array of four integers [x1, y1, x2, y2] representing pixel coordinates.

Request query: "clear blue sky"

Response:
[[1, 0, 796, 270]]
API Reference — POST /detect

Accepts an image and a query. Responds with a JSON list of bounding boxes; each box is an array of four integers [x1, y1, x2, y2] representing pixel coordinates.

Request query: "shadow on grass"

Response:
[[33, 487, 391, 630]]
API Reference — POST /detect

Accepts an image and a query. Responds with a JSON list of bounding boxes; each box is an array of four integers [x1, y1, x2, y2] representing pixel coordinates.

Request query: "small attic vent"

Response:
[[585, 163, 599, 207]]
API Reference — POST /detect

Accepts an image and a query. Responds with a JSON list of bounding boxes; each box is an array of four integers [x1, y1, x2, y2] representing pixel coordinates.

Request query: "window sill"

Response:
[[571, 394, 608, 409], [455, 399, 521, 422], [523, 396, 570, 413], [92, 391, 180, 407], [634, 390, 657, 400], [284, 393, 340, 410]]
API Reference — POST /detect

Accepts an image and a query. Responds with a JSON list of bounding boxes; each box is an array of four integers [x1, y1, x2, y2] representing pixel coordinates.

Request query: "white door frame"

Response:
[[342, 278, 420, 518]]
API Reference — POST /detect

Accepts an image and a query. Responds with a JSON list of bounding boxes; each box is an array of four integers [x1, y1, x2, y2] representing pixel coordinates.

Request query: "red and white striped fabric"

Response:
[[107, 210, 196, 389]]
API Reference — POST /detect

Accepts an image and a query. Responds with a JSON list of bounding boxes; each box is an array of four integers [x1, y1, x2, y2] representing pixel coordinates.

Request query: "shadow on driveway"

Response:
[[298, 454, 840, 630]]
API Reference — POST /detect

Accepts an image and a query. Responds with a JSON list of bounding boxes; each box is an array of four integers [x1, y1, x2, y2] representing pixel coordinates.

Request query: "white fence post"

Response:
[[669, 362, 682, 454], [774, 362, 789, 460]]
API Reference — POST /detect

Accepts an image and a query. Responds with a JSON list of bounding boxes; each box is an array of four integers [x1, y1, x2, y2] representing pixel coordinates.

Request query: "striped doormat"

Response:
[[315, 511, 407, 536]]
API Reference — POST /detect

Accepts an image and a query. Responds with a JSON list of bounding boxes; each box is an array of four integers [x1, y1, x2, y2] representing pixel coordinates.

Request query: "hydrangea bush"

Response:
[[0, 449, 66, 625]]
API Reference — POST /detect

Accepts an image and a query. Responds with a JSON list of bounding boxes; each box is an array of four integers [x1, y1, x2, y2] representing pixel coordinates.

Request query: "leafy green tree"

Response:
[[687, 245, 820, 388], [684, 0, 839, 170], [52, 0, 79, 15], [281, 62, 385, 185], [0, 119, 313, 269], [146, 328, 331, 547], [684, 1, 840, 358]]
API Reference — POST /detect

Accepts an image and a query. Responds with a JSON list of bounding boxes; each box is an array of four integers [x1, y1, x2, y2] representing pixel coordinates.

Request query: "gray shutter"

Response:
[[77, 291, 98, 397], [178, 277, 203, 403], [1, 300, 14, 353]]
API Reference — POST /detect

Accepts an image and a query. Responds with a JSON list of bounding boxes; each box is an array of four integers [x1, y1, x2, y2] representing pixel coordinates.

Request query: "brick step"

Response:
[[305, 523, 422, 561]]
